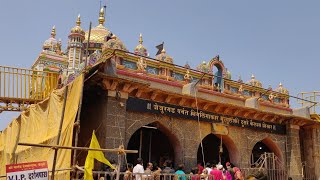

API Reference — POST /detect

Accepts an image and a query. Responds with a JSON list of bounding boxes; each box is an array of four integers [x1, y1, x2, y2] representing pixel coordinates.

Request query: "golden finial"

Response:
[[98, 7, 105, 26], [161, 47, 166, 53], [251, 74, 255, 79], [279, 82, 282, 87], [76, 14, 81, 26], [139, 33, 143, 44], [51, 26, 56, 38]]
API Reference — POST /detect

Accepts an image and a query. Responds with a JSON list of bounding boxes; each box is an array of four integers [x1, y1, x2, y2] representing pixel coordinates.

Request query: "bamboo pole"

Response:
[[18, 142, 138, 154], [72, 21, 92, 180], [51, 85, 69, 180]]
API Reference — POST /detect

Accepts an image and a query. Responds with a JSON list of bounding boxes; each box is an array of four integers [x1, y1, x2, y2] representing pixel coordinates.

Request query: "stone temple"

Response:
[[2, 7, 320, 180]]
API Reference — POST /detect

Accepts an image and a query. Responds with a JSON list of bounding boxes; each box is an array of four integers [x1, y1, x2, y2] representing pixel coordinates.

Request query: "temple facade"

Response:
[[29, 8, 320, 180]]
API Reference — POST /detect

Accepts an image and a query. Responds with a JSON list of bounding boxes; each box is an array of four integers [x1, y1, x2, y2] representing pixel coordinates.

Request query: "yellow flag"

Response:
[[84, 131, 115, 180]]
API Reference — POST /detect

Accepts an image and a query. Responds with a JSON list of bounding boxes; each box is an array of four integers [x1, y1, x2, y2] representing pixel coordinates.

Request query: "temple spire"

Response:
[[76, 14, 81, 26], [139, 33, 143, 44], [51, 26, 56, 38], [98, 7, 105, 26]]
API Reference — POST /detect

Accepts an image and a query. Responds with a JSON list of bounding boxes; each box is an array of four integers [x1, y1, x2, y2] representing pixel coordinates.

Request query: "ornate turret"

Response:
[[67, 15, 85, 75], [247, 74, 262, 88], [42, 26, 61, 53], [275, 83, 289, 95], [155, 48, 174, 63], [70, 15, 85, 35], [134, 33, 148, 56]]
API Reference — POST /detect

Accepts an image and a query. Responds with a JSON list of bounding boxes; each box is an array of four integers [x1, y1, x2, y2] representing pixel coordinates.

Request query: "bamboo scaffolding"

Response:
[[18, 143, 138, 154]]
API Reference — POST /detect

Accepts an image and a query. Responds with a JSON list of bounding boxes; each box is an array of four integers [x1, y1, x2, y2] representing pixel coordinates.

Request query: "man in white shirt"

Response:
[[133, 158, 145, 180], [205, 162, 212, 175]]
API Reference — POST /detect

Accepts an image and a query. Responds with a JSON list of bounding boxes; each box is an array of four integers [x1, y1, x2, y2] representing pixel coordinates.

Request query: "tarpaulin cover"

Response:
[[0, 74, 83, 179]]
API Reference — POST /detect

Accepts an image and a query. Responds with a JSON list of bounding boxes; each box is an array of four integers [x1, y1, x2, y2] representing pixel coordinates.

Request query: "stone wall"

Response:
[[79, 92, 307, 178]]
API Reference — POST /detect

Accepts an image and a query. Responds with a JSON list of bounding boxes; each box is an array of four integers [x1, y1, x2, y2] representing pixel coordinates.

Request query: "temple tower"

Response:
[[67, 15, 85, 75]]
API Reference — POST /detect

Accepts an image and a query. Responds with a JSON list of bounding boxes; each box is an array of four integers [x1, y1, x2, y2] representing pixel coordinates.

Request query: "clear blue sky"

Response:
[[0, 0, 319, 130]]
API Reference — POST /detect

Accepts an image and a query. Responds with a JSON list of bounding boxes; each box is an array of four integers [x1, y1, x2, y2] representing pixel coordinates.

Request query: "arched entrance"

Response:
[[127, 123, 175, 168], [251, 141, 272, 163], [251, 138, 283, 168], [197, 134, 230, 166]]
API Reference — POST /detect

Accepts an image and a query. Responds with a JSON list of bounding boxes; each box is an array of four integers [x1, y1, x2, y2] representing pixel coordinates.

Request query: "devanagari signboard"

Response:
[[6, 161, 48, 180]]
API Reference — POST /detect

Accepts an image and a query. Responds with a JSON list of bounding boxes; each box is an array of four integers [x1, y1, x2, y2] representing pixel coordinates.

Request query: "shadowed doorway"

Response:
[[251, 141, 272, 164], [197, 134, 230, 166], [127, 123, 174, 168]]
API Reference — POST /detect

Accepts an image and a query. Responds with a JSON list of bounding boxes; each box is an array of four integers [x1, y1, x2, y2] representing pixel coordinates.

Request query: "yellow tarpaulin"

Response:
[[0, 74, 83, 179]]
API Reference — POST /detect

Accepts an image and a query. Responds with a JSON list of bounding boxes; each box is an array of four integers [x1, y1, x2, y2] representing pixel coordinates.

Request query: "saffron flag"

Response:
[[84, 131, 115, 180]]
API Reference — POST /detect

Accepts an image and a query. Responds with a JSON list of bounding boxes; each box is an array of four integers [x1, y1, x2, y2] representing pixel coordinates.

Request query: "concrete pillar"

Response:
[[286, 124, 303, 180]]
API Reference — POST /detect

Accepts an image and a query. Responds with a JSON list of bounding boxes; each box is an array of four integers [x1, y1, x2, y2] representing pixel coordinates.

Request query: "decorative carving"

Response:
[[183, 69, 192, 83], [136, 57, 147, 72], [238, 85, 244, 95]]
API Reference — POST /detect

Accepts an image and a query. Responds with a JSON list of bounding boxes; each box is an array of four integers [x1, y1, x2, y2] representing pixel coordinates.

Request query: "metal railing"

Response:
[[242, 168, 288, 180], [76, 171, 215, 180], [0, 65, 59, 112], [297, 91, 320, 114]]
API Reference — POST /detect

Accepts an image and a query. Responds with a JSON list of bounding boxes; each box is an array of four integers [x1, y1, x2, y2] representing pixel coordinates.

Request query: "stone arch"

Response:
[[250, 136, 283, 164], [261, 137, 283, 162], [208, 57, 226, 88], [197, 131, 240, 165], [126, 117, 183, 167]]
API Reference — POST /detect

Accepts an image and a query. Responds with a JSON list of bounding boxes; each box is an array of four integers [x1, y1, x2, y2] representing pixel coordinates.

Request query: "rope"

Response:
[[194, 88, 205, 166]]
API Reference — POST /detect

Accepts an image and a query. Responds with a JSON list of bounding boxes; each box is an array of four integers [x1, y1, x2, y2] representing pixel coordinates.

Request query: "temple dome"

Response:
[[70, 15, 85, 35], [275, 83, 289, 95], [246, 74, 262, 87], [134, 33, 148, 56], [155, 48, 173, 63], [84, 8, 112, 44], [43, 26, 61, 52]]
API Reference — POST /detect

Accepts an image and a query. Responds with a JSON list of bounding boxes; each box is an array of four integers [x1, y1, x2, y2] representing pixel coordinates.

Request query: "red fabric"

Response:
[[191, 175, 201, 180], [197, 164, 204, 174], [210, 168, 223, 180]]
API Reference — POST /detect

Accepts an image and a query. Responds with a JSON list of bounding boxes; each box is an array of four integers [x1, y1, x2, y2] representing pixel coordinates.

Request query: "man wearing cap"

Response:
[[226, 162, 235, 180]]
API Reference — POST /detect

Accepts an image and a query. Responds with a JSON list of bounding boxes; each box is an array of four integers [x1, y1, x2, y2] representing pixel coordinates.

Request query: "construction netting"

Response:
[[0, 74, 83, 179]]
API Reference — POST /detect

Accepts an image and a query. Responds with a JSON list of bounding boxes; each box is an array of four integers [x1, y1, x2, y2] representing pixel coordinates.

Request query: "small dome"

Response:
[[196, 61, 209, 73], [275, 83, 289, 95], [246, 74, 262, 87], [103, 35, 127, 51], [134, 33, 148, 56], [70, 15, 85, 35], [155, 48, 173, 63], [43, 26, 61, 52], [225, 69, 231, 79]]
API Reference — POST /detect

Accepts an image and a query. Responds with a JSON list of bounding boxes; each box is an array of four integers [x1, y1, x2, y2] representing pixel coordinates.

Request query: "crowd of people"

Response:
[[124, 158, 247, 180]]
